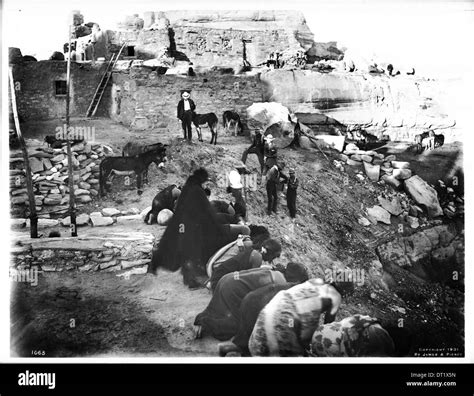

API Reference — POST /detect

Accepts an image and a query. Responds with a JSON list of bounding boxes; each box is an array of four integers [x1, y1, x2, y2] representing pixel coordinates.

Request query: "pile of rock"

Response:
[[436, 180, 464, 219], [338, 143, 413, 187], [10, 142, 113, 217], [11, 232, 154, 273], [11, 207, 169, 230]]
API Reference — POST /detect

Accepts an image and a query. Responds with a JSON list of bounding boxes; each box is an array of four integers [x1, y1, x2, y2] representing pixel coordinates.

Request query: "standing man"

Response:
[[90, 23, 108, 63], [286, 168, 299, 219], [177, 90, 196, 141], [266, 162, 288, 215], [241, 129, 265, 174], [263, 134, 278, 174]]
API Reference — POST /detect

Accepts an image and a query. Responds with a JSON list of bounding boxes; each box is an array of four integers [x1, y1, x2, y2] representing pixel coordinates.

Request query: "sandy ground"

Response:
[[10, 118, 465, 357]]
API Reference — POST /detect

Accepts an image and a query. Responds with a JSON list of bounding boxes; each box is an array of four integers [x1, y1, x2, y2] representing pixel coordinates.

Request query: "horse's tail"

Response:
[[222, 112, 227, 128]]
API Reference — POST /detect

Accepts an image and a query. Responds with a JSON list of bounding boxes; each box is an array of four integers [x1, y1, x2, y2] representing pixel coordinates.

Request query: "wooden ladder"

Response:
[[86, 42, 126, 118]]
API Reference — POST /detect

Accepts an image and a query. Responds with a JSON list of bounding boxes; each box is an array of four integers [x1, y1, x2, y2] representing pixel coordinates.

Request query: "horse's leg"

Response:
[[197, 126, 203, 142]]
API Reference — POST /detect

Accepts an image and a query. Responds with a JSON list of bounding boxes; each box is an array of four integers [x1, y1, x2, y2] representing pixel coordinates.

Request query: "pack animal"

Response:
[[192, 113, 219, 145], [222, 111, 243, 136], [122, 142, 166, 184], [99, 147, 167, 196], [44, 135, 84, 148]]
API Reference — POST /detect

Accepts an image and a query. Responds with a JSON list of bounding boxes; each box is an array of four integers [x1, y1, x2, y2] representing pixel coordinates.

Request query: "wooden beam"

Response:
[[8, 67, 38, 238], [65, 24, 77, 236]]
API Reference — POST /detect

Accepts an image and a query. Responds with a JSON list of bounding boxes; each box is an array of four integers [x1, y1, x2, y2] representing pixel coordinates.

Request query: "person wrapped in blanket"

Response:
[[309, 314, 395, 357], [248, 278, 342, 356], [193, 263, 309, 341]]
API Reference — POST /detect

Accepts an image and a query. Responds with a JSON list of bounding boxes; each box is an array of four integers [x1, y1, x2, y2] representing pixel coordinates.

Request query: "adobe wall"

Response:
[[12, 61, 110, 121], [110, 68, 265, 131]]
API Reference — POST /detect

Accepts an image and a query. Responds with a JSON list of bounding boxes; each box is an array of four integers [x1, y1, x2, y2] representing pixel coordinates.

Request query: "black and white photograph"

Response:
[[2, 0, 471, 365]]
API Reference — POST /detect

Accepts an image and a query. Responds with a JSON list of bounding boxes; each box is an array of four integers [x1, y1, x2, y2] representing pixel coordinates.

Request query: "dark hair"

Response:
[[284, 262, 309, 283], [262, 238, 282, 256], [329, 281, 354, 297]]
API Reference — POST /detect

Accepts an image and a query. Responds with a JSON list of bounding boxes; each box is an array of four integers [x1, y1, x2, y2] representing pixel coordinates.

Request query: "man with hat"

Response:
[[263, 134, 278, 174], [286, 168, 299, 218], [177, 90, 196, 141], [265, 161, 288, 215]]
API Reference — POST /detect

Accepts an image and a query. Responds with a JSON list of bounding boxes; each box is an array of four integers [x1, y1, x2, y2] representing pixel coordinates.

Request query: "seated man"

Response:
[[209, 238, 281, 291], [193, 264, 308, 341]]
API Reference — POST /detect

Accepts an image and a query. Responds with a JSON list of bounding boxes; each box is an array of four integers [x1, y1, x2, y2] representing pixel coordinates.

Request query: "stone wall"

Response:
[[12, 61, 109, 121], [11, 232, 154, 273], [10, 142, 111, 218], [110, 69, 264, 130]]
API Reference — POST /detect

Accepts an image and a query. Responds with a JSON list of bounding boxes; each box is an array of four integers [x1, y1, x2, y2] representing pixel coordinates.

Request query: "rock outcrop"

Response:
[[404, 175, 443, 217]]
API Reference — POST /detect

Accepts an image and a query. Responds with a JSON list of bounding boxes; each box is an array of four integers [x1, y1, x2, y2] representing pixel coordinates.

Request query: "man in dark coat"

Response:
[[286, 168, 299, 218], [266, 162, 288, 215], [177, 90, 196, 141]]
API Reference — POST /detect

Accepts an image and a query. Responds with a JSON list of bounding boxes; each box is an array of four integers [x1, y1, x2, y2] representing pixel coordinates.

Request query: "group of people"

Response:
[[146, 164, 408, 357], [241, 130, 299, 218], [194, 243, 400, 357]]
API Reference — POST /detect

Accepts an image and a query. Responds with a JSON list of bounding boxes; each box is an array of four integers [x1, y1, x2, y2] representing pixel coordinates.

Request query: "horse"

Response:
[[223, 110, 243, 136], [192, 113, 219, 145], [122, 141, 166, 184], [99, 146, 167, 196]]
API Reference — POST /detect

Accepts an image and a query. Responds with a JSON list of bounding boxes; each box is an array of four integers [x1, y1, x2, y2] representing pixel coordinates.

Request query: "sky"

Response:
[[3, 0, 474, 79]]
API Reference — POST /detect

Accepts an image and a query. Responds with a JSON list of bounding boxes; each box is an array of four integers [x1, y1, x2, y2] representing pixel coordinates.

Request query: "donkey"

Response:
[[192, 112, 219, 145], [99, 146, 167, 196], [223, 110, 243, 136], [122, 141, 166, 184]]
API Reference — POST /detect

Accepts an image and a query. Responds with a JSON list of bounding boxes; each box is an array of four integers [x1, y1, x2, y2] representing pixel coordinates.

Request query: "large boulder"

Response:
[[378, 196, 403, 216], [247, 102, 294, 137], [404, 176, 443, 217], [367, 205, 391, 225]]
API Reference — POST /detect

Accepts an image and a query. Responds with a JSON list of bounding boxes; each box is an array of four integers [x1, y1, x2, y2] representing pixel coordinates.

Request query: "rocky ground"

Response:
[[10, 118, 464, 358]]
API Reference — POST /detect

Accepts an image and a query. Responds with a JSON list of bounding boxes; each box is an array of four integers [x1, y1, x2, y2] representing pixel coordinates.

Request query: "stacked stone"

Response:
[[339, 143, 413, 187], [10, 142, 113, 217], [11, 232, 154, 273]]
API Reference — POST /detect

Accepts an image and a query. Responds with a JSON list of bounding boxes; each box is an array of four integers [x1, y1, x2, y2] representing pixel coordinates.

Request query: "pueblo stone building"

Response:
[[9, 10, 456, 141]]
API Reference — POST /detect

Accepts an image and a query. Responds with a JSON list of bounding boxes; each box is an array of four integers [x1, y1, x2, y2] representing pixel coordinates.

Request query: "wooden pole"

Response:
[[66, 24, 77, 236], [9, 67, 38, 238]]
